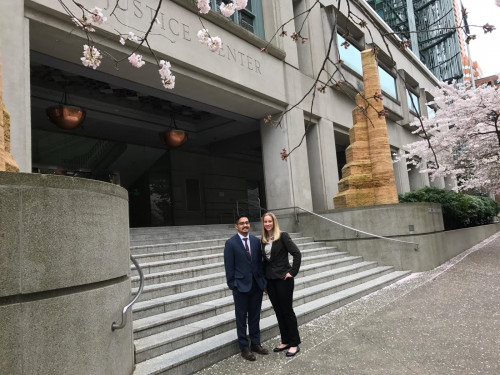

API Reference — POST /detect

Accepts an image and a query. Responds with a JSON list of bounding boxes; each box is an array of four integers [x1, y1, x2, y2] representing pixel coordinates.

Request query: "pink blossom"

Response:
[[220, 2, 236, 17], [158, 60, 175, 89], [233, 0, 248, 10], [197, 0, 211, 14], [399, 81, 500, 193], [208, 37, 222, 52], [81, 45, 102, 69], [128, 53, 145, 68], [280, 148, 289, 161], [72, 16, 95, 32], [89, 7, 107, 24], [197, 29, 210, 44], [72, 7, 107, 32]]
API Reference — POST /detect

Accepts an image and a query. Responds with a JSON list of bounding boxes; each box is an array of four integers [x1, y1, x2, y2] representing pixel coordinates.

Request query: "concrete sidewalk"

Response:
[[197, 231, 500, 375]]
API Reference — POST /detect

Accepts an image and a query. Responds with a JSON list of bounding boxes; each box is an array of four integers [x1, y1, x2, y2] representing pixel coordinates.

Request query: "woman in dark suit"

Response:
[[261, 212, 302, 356]]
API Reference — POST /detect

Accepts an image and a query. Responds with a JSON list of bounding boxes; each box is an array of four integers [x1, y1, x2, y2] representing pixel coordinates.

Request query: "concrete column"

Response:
[[265, 0, 299, 68], [0, 4, 31, 171], [406, 0, 420, 60], [293, 0, 325, 78], [408, 163, 430, 190], [393, 157, 411, 194], [420, 166, 431, 187], [0, 173, 134, 375], [261, 108, 313, 211], [396, 69, 411, 126], [306, 118, 339, 211], [429, 176, 446, 189]]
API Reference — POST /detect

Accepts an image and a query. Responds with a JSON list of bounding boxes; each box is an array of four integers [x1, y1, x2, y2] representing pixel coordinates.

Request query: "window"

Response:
[[337, 33, 362, 75], [378, 66, 398, 99], [426, 105, 436, 119], [406, 89, 420, 115], [211, 0, 264, 38]]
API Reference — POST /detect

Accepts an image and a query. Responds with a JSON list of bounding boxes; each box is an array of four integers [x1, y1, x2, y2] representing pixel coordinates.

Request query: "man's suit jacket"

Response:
[[262, 231, 301, 280], [224, 234, 267, 293]]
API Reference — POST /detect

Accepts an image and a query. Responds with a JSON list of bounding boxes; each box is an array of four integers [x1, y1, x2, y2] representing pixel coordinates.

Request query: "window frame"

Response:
[[211, 0, 264, 38], [377, 64, 398, 100], [337, 32, 363, 76], [406, 89, 420, 115]]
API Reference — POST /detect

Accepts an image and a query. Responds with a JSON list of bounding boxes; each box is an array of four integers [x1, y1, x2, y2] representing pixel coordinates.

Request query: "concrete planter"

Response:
[[0, 172, 133, 375]]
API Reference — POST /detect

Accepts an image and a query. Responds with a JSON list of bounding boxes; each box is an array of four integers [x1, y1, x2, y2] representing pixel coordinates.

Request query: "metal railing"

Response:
[[235, 198, 265, 222], [112, 254, 145, 331], [276, 206, 419, 250]]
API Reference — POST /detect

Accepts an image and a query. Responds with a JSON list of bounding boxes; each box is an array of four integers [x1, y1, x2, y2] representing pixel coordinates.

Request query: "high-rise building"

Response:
[[367, 0, 464, 82]]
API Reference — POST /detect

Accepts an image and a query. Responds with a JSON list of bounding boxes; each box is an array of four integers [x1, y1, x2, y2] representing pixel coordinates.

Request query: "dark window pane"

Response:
[[240, 12, 255, 32]]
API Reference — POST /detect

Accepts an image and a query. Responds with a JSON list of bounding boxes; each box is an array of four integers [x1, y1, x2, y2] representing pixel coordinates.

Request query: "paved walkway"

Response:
[[197, 231, 500, 375]]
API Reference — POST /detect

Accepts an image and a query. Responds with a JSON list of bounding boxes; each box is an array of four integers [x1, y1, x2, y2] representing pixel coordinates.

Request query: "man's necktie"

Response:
[[243, 238, 251, 259]]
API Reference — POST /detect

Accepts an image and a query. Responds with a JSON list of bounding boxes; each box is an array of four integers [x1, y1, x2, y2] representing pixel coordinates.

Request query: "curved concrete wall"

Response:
[[0, 172, 133, 375]]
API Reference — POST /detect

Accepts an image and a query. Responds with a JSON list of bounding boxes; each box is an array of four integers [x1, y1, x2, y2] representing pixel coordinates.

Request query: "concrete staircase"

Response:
[[130, 224, 410, 375]]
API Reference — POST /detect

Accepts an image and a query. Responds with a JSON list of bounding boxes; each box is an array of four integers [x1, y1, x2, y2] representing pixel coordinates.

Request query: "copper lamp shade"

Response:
[[46, 105, 86, 130], [159, 129, 188, 148]]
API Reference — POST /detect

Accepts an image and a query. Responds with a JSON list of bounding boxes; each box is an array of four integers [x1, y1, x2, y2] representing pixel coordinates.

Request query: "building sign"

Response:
[[65, 0, 263, 74]]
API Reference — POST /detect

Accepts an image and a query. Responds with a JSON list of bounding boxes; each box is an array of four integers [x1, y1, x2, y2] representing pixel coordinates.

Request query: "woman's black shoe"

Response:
[[285, 346, 300, 357], [273, 345, 290, 352]]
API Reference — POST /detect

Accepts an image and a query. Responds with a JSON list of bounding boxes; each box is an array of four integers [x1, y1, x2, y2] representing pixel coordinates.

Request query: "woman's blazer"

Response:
[[262, 232, 301, 280]]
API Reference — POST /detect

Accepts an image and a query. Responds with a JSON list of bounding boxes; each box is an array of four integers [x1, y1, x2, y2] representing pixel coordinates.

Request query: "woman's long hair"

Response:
[[261, 212, 281, 243]]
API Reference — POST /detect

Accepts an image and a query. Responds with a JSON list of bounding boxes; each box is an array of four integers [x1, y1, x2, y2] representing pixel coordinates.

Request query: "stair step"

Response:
[[132, 261, 380, 320], [130, 231, 303, 247], [131, 254, 361, 289], [133, 272, 227, 302], [131, 236, 317, 262], [132, 246, 339, 274], [132, 266, 396, 348], [133, 270, 411, 375]]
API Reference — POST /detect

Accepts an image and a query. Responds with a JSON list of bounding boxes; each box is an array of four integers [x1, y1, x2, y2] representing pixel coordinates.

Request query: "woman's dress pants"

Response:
[[267, 277, 301, 346]]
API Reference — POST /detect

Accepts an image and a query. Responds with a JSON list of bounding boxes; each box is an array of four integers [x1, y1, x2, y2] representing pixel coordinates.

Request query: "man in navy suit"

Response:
[[224, 214, 269, 361]]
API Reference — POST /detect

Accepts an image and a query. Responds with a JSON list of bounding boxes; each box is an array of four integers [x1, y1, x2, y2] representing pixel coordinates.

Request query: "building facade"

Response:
[[367, 0, 464, 82], [1, 0, 447, 227], [475, 74, 500, 88]]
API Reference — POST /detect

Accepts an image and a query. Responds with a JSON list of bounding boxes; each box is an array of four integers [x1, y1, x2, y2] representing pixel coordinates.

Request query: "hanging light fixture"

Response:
[[46, 89, 86, 130], [159, 111, 188, 148]]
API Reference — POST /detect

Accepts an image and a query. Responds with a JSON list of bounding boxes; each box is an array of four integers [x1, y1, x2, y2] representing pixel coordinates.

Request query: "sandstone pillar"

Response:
[[362, 50, 398, 205], [334, 50, 398, 208], [0, 56, 19, 172]]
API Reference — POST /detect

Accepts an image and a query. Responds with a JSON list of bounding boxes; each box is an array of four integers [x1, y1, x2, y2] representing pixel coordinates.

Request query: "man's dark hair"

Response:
[[235, 214, 249, 224]]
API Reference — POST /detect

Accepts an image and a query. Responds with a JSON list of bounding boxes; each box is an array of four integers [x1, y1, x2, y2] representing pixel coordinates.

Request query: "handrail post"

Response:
[[112, 254, 145, 331]]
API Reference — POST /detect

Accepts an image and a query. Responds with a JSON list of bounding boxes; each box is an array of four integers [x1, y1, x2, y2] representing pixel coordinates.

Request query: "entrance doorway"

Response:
[[30, 59, 265, 226]]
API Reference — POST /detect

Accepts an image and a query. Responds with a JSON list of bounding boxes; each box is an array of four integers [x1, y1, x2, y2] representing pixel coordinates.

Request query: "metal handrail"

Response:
[[236, 198, 266, 219], [276, 206, 419, 250], [112, 254, 145, 331]]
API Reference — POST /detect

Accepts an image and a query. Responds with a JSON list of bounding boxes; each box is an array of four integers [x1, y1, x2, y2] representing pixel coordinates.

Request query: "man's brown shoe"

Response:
[[241, 347, 256, 361], [250, 344, 269, 355]]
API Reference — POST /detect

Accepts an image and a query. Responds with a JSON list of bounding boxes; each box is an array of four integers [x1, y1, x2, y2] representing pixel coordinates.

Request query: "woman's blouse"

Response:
[[264, 237, 273, 260]]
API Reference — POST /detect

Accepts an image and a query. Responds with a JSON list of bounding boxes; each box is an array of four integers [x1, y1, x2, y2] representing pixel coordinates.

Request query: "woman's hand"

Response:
[[283, 272, 293, 280]]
